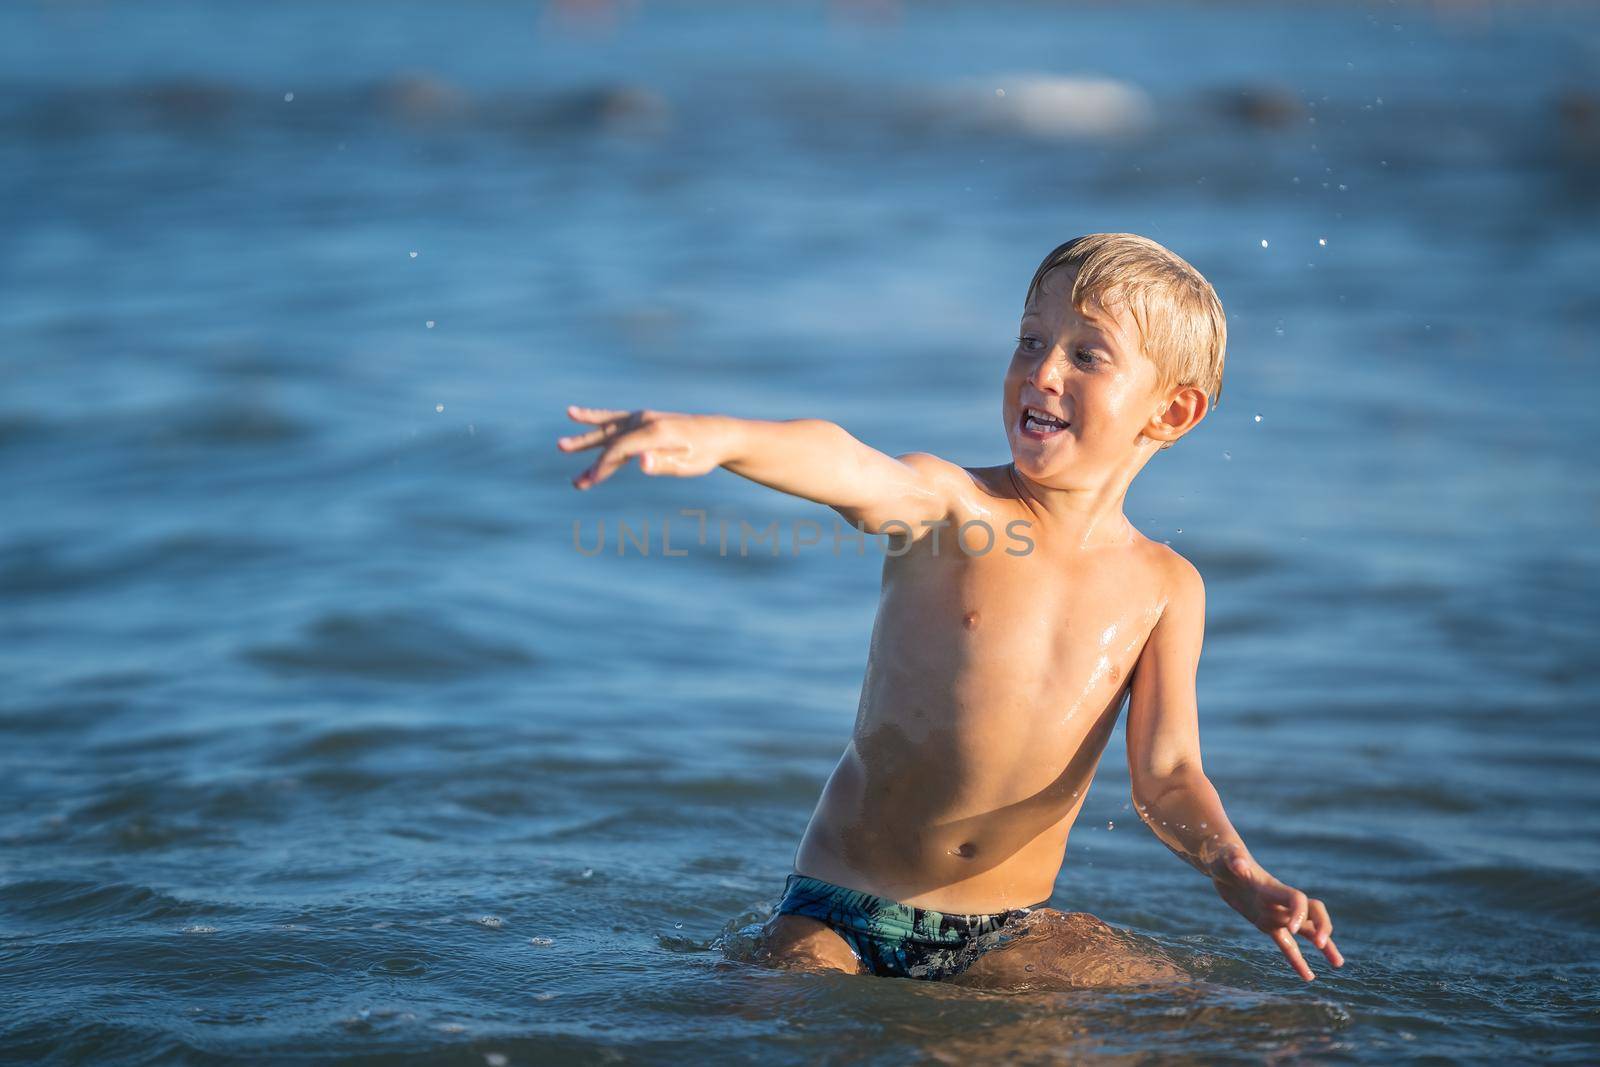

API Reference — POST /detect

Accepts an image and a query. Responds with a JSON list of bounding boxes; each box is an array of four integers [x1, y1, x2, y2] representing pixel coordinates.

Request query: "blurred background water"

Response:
[[2, 0, 1599, 1062]]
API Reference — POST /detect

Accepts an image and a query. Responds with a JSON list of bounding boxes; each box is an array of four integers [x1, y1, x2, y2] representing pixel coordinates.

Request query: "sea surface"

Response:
[[2, 1, 1599, 1063]]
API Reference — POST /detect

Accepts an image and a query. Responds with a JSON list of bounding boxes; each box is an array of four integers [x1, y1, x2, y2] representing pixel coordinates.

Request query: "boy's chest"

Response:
[[880, 544, 1164, 703]]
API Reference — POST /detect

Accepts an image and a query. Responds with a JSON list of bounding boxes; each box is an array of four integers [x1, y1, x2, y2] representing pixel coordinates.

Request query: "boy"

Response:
[[557, 233, 1343, 987]]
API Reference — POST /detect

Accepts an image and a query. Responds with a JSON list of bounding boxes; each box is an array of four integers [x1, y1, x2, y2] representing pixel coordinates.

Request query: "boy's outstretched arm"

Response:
[[1125, 556, 1345, 982], [556, 405, 961, 533]]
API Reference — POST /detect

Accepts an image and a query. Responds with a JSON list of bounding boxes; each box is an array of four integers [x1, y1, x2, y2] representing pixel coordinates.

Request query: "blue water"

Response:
[[3, 1, 1599, 1062]]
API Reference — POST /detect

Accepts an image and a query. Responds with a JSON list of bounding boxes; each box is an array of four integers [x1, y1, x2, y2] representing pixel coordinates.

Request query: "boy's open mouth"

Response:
[[1020, 405, 1070, 439]]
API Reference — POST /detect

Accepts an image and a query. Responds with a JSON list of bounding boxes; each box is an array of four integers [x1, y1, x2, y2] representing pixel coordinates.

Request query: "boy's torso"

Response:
[[794, 464, 1177, 913]]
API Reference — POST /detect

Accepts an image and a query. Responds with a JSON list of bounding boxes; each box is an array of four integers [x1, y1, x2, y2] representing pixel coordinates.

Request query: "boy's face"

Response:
[[1003, 267, 1167, 488]]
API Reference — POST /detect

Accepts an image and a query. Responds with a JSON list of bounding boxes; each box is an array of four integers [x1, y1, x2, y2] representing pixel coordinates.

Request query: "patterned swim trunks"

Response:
[[772, 872, 1042, 980]]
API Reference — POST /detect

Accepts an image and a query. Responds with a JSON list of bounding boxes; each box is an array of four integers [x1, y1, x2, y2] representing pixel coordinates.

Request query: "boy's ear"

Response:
[[1145, 384, 1209, 449]]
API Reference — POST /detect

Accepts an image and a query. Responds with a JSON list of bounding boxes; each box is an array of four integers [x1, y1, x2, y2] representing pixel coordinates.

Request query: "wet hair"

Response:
[[1023, 233, 1228, 409]]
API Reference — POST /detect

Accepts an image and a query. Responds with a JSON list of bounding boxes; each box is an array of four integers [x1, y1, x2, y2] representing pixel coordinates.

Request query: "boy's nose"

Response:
[[1028, 353, 1065, 393]]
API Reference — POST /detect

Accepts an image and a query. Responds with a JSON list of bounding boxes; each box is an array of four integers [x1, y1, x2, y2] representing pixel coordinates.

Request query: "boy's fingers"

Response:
[[573, 443, 625, 488], [1321, 936, 1344, 968], [1286, 890, 1309, 935], [566, 405, 633, 424], [577, 449, 626, 489], [1305, 899, 1332, 948], [557, 423, 624, 452], [577, 429, 665, 488], [1271, 927, 1315, 982]]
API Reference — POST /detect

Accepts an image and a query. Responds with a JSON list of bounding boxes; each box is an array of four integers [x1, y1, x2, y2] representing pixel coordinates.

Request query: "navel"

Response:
[[949, 841, 978, 859], [962, 611, 981, 630]]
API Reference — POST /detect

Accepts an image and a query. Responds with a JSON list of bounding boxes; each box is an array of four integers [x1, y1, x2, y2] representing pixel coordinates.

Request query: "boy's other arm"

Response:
[[556, 405, 960, 533], [1125, 555, 1345, 982]]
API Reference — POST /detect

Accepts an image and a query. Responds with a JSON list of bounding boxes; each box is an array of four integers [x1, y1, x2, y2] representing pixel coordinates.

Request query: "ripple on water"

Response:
[[1283, 782, 1483, 816], [369, 956, 430, 978], [241, 609, 537, 681], [277, 723, 442, 762], [0, 532, 282, 599], [148, 402, 312, 448], [1419, 862, 1600, 931], [3, 697, 127, 735], [0, 879, 244, 926]]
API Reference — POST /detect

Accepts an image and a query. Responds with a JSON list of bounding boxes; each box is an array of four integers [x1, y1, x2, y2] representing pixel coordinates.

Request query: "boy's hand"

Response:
[[557, 406, 730, 490], [1210, 846, 1344, 982]]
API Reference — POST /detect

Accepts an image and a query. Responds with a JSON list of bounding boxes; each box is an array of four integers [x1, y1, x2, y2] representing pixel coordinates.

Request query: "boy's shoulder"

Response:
[[1136, 539, 1206, 624], [893, 451, 977, 483], [893, 454, 1021, 514], [1086, 517, 1206, 612]]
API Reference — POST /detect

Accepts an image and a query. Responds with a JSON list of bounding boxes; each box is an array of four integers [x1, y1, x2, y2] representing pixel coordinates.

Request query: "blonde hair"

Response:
[[1024, 233, 1227, 408]]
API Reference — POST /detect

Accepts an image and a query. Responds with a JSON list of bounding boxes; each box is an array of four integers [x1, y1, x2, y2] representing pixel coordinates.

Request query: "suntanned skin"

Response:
[[557, 266, 1345, 987]]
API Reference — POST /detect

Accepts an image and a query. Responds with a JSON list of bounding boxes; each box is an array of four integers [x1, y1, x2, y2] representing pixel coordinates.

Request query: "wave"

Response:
[[1419, 863, 1600, 931], [0, 878, 241, 926], [241, 608, 537, 681], [0, 532, 282, 599]]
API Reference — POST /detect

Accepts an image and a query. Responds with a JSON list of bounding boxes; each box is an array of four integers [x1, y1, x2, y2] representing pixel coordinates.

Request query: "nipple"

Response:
[[962, 611, 980, 630], [949, 842, 978, 859]]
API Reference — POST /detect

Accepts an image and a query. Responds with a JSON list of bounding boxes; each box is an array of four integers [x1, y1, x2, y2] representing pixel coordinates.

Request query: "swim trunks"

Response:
[[772, 872, 1041, 980]]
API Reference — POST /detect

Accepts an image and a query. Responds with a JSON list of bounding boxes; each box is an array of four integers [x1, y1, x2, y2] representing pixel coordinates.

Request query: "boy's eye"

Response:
[[1015, 335, 1044, 351], [1074, 348, 1102, 365]]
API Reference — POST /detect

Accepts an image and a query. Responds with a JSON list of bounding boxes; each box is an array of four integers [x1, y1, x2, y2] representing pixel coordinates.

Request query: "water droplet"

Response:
[[283, 91, 295, 103], [580, 867, 594, 880], [1253, 413, 1262, 423], [995, 88, 1006, 97], [1222, 451, 1232, 461], [485, 1053, 509, 1067], [1317, 237, 1327, 247], [529, 936, 554, 946], [435, 403, 445, 413], [425, 320, 436, 329], [1106, 821, 1115, 830], [534, 992, 556, 1002], [477, 915, 502, 928], [674, 922, 684, 929], [1175, 528, 1183, 534], [1274, 320, 1285, 336], [1024, 964, 1035, 972], [409, 251, 419, 258], [1260, 239, 1269, 248]]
